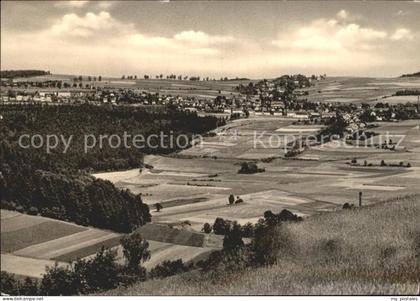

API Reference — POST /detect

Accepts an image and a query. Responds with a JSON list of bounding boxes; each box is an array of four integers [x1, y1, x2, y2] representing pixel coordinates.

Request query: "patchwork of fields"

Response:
[[1, 210, 218, 279], [95, 117, 420, 232], [1, 210, 121, 278]]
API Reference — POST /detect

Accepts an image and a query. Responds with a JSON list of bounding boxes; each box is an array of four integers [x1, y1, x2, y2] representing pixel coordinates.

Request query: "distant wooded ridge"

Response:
[[400, 71, 420, 78], [0, 70, 51, 79]]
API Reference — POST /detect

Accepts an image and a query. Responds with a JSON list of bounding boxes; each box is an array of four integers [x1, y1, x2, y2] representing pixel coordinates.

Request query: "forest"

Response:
[[0, 70, 51, 79], [400, 71, 420, 78], [0, 104, 222, 232]]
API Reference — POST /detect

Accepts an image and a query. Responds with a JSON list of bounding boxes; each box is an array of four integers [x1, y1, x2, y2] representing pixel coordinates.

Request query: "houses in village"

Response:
[[0, 90, 95, 103], [2, 75, 418, 124]]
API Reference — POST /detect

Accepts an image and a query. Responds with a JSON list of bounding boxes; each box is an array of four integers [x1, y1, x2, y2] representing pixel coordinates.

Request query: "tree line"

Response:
[[0, 70, 50, 79], [394, 89, 420, 96]]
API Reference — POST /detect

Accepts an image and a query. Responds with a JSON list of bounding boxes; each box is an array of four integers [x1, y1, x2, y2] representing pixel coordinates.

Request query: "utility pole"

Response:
[[417, 95, 419, 129]]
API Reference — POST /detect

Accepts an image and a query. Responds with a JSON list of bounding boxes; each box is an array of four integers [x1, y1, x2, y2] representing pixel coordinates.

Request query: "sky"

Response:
[[1, 1, 420, 78]]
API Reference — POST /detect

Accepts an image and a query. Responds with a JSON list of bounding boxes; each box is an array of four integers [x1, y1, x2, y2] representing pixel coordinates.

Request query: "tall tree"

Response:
[[120, 232, 151, 273]]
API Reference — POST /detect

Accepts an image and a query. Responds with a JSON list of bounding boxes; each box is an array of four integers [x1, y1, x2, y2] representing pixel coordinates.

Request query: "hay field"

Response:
[[106, 194, 420, 295]]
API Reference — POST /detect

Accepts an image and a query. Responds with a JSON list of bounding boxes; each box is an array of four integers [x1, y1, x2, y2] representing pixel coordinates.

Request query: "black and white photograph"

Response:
[[0, 0, 419, 298]]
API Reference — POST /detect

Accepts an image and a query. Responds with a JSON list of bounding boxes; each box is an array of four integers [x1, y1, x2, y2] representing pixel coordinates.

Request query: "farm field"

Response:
[[1, 210, 216, 278], [299, 76, 420, 104], [1, 210, 118, 278], [95, 117, 420, 233]]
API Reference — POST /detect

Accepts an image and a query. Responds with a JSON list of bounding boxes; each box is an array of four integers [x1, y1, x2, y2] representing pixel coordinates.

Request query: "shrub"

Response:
[[251, 222, 288, 266], [0, 271, 20, 295], [40, 264, 79, 295], [213, 217, 232, 235], [40, 206, 66, 220], [199, 248, 250, 274], [149, 259, 189, 279], [264, 210, 277, 222], [40, 208, 53, 218], [155, 203, 163, 212], [228, 194, 235, 205], [343, 202, 355, 209], [202, 223, 212, 234], [0, 272, 39, 296], [250, 211, 300, 266], [264, 209, 302, 225], [15, 205, 25, 213], [223, 221, 245, 251], [27, 206, 39, 216], [278, 209, 302, 222], [0, 200, 17, 210], [284, 149, 301, 158], [20, 277, 39, 295], [39, 248, 121, 295], [75, 247, 120, 293], [241, 222, 254, 237], [238, 162, 265, 174]]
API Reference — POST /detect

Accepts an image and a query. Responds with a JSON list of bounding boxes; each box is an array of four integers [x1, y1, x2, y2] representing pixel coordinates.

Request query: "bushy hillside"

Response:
[[106, 194, 420, 295]]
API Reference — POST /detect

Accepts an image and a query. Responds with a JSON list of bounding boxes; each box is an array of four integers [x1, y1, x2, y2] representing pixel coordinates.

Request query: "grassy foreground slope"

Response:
[[107, 195, 420, 295]]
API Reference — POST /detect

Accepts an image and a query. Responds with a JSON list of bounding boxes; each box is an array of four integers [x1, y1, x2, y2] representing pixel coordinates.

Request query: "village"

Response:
[[1, 74, 418, 130]]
